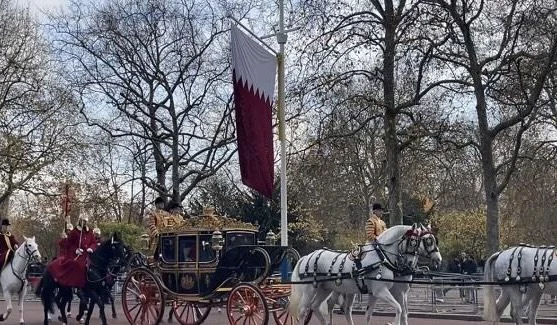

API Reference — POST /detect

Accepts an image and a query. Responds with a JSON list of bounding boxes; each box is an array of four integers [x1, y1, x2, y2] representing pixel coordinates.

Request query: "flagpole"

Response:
[[277, 0, 288, 247]]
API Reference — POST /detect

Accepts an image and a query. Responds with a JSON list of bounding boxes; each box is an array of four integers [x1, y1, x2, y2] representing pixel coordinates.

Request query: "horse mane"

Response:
[[89, 234, 123, 267], [376, 225, 412, 244]]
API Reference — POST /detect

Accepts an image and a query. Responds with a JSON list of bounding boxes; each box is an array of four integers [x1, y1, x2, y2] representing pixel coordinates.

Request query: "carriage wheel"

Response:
[[272, 297, 312, 325], [122, 268, 165, 325], [172, 300, 211, 325], [227, 283, 269, 325]]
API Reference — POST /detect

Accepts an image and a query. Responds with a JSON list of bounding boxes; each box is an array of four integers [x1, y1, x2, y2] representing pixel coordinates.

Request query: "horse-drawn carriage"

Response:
[[121, 208, 300, 325]]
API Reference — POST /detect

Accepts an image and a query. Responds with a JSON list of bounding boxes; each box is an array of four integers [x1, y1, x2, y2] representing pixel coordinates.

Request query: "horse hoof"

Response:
[[67, 312, 72, 318]]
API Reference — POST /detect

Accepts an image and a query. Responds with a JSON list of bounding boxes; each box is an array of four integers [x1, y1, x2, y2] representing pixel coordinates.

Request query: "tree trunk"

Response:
[[0, 196, 10, 220], [382, 2, 403, 225], [474, 74, 500, 254]]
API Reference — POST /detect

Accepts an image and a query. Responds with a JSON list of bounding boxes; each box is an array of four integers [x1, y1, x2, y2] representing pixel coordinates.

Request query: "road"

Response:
[[4, 300, 494, 325]]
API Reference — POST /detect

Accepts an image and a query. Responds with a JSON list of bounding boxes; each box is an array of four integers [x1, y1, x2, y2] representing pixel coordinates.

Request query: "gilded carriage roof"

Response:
[[157, 207, 258, 233]]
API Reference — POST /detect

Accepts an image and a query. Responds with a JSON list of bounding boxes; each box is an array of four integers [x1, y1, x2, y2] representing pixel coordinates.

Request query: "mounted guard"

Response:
[[93, 227, 102, 247], [57, 222, 73, 258], [0, 218, 18, 270], [47, 215, 97, 288]]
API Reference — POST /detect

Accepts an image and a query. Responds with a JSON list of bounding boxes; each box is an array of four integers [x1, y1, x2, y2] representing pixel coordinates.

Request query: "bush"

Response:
[[98, 222, 146, 251]]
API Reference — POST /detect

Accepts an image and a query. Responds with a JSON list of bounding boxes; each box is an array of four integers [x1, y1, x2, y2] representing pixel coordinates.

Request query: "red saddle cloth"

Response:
[[47, 256, 87, 288]]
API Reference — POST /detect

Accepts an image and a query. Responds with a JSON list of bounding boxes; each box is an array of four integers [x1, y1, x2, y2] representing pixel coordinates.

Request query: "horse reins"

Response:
[[11, 242, 38, 293]]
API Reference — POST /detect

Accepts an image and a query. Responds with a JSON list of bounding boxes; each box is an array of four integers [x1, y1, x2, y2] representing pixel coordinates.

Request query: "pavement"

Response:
[[2, 282, 557, 324], [0, 301, 516, 325]]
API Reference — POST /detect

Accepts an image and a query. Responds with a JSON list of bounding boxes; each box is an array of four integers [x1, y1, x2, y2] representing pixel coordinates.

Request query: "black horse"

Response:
[[74, 244, 138, 321], [36, 233, 126, 325]]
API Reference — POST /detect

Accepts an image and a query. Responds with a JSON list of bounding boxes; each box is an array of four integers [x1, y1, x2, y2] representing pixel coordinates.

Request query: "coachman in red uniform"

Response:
[[47, 215, 97, 288], [0, 219, 18, 270]]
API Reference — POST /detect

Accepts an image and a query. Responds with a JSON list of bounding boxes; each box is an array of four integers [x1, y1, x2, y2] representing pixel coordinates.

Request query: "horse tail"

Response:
[[39, 271, 55, 314], [288, 256, 304, 319], [483, 252, 499, 322], [34, 276, 43, 297]]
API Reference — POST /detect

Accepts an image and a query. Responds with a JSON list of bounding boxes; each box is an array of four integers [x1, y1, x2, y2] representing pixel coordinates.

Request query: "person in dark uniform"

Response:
[[0, 218, 18, 269]]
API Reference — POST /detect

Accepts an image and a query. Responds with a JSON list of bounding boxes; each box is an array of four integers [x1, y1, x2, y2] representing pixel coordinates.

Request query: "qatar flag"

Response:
[[231, 25, 277, 198]]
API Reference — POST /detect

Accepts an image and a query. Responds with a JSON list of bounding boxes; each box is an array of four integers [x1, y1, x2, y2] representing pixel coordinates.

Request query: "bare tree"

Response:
[[0, 0, 78, 216], [426, 0, 557, 253], [295, 0, 452, 224], [48, 0, 239, 204]]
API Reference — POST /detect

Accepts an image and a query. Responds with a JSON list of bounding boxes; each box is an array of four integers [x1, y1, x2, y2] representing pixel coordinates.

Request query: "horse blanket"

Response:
[[48, 227, 97, 288], [47, 255, 88, 288]]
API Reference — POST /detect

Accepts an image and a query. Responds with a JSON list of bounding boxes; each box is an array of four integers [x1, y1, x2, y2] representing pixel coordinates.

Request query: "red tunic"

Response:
[[66, 227, 97, 257], [0, 233, 18, 269], [57, 238, 70, 258], [47, 226, 97, 288]]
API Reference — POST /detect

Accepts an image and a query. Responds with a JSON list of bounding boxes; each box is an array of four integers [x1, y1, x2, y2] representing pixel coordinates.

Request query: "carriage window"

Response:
[[178, 236, 197, 262], [199, 235, 216, 263], [227, 232, 255, 249], [161, 237, 176, 263]]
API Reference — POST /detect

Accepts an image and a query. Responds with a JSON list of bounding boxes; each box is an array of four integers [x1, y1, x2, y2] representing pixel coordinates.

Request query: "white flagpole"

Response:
[[277, 0, 288, 248]]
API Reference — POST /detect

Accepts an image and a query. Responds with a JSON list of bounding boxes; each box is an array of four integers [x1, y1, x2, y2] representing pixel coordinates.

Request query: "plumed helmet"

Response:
[[79, 215, 89, 222], [66, 223, 74, 231], [93, 227, 101, 236]]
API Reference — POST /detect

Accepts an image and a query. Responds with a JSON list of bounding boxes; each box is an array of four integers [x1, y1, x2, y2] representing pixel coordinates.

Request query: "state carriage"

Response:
[[121, 208, 300, 325]]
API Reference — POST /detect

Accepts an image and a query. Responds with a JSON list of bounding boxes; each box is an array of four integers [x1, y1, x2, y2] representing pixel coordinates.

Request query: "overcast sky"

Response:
[[17, 0, 67, 15]]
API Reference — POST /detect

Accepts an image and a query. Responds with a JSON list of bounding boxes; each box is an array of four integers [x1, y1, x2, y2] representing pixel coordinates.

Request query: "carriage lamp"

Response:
[[211, 230, 224, 252], [140, 234, 150, 251], [265, 230, 276, 245]]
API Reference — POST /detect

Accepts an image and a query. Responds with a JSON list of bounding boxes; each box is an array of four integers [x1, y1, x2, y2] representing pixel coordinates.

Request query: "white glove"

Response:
[[87, 248, 93, 254], [76, 248, 83, 255]]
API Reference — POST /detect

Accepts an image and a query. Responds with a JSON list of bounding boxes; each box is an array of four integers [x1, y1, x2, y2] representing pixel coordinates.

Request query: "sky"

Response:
[[17, 0, 67, 15]]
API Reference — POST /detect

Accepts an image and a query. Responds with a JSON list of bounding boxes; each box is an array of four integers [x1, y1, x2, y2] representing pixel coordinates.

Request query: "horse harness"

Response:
[[298, 231, 437, 294], [503, 244, 556, 291]]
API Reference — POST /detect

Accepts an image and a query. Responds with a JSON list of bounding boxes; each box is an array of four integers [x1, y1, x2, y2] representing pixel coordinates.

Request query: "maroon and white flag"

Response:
[[231, 25, 276, 198]]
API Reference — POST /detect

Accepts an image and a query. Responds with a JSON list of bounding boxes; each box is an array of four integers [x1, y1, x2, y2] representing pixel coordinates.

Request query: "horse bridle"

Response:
[[87, 240, 125, 284], [12, 240, 39, 290], [376, 230, 439, 273]]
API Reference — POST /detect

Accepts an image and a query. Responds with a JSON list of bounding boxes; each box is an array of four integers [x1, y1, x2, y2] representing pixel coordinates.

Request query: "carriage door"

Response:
[[198, 233, 217, 294], [177, 235, 198, 294]]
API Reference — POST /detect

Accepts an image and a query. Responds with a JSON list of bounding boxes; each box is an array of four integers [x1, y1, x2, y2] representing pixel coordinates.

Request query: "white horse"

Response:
[[0, 236, 41, 325], [326, 225, 442, 325], [484, 245, 557, 325], [289, 224, 439, 325]]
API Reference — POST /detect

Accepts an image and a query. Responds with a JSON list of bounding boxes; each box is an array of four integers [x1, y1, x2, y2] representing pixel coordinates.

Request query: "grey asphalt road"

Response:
[[3, 300, 493, 325]]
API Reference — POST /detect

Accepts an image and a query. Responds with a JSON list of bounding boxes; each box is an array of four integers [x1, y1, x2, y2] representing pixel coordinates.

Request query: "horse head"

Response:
[[416, 224, 442, 268], [19, 236, 41, 263], [373, 224, 441, 272], [91, 232, 126, 270]]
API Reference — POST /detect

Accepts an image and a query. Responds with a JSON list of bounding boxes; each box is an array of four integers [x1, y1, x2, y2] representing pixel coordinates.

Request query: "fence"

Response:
[[347, 273, 557, 320]]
